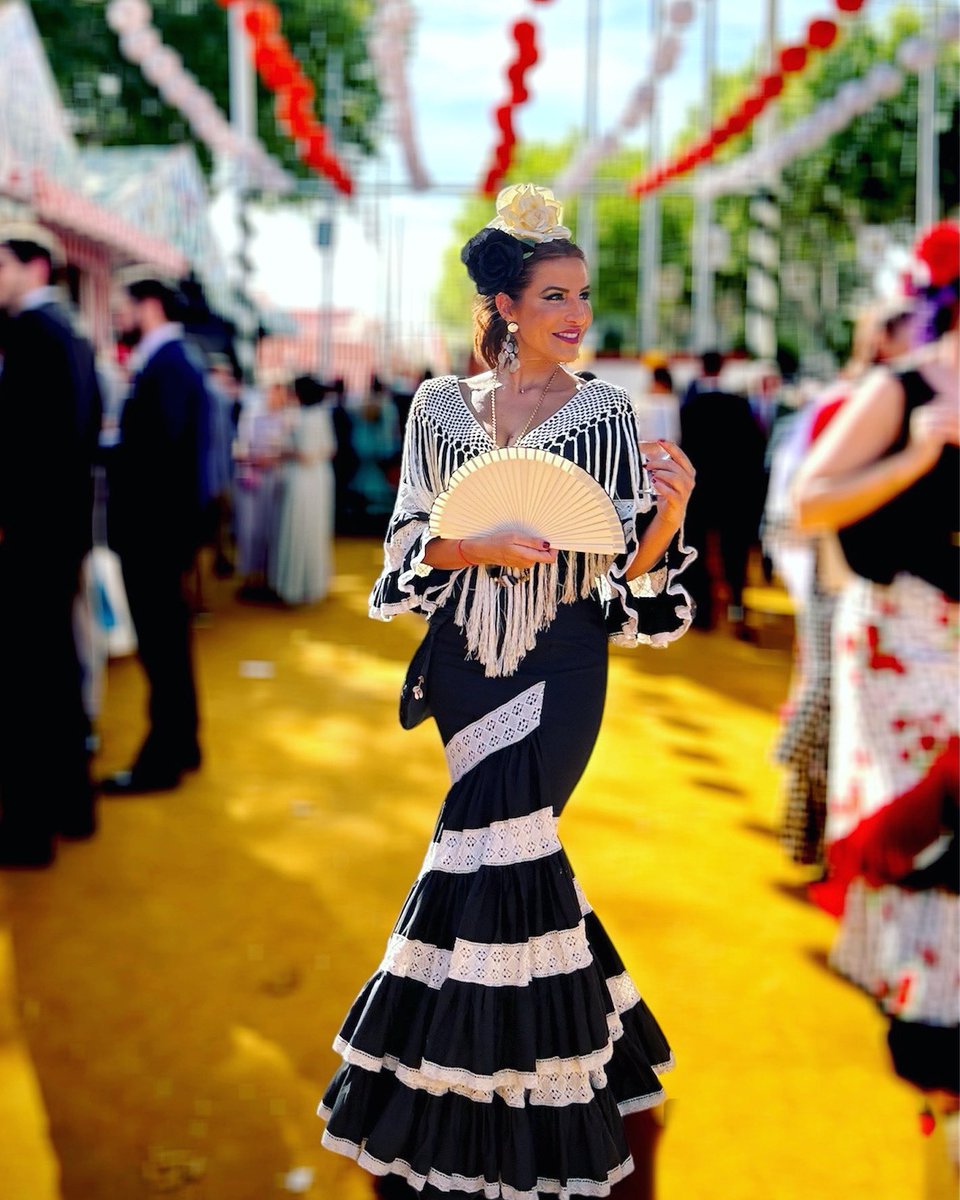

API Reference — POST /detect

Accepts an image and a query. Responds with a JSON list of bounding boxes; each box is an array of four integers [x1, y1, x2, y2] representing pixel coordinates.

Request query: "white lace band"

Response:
[[330, 970, 658, 1110], [445, 682, 546, 785], [419, 806, 561, 876], [382, 922, 594, 990], [319, 1129, 635, 1199]]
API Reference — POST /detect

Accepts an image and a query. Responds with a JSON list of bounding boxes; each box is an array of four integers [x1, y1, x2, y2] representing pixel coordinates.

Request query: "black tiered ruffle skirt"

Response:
[[319, 599, 673, 1198]]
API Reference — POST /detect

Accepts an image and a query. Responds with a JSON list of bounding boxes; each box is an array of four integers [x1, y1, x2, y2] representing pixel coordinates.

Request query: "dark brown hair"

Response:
[[472, 239, 586, 370]]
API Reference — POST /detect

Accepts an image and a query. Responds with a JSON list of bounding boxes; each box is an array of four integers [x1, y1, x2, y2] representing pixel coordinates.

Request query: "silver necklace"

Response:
[[491, 364, 560, 448]]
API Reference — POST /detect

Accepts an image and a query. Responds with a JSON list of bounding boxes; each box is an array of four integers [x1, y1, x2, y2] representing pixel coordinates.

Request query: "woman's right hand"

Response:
[[908, 395, 960, 470], [462, 531, 558, 570]]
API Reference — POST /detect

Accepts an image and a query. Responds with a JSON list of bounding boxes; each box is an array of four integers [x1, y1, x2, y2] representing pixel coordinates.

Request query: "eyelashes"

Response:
[[543, 292, 591, 301]]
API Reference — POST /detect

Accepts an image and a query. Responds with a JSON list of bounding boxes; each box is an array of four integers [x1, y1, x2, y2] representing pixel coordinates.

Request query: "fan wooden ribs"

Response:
[[429, 448, 626, 555]]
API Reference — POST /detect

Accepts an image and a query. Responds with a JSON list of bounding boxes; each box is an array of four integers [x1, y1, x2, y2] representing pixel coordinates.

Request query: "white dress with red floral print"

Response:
[[827, 572, 959, 1026]]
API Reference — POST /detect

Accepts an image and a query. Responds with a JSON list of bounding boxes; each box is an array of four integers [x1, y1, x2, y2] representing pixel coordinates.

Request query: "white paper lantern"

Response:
[[653, 35, 681, 75], [836, 80, 872, 117], [622, 83, 655, 127], [937, 12, 960, 42], [160, 75, 201, 110], [118, 27, 161, 63], [667, 0, 696, 29], [896, 36, 937, 74], [869, 64, 904, 100], [141, 46, 182, 87], [106, 0, 150, 36]]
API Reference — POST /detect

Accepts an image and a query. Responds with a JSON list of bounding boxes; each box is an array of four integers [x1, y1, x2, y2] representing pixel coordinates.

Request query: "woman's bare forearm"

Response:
[[792, 443, 935, 533], [626, 512, 679, 580]]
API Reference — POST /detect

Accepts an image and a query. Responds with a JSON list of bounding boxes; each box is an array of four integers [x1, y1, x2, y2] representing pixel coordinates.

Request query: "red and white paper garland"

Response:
[[628, 0, 871, 199], [554, 0, 697, 197], [481, 0, 556, 197], [105, 0, 292, 194], [368, 0, 430, 191], [694, 11, 960, 200], [219, 0, 354, 195]]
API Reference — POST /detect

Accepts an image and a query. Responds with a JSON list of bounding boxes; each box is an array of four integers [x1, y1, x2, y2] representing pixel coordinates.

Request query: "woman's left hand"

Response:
[[640, 440, 696, 527]]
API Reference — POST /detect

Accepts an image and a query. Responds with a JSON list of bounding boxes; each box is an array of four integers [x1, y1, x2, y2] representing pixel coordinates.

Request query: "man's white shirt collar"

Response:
[[129, 322, 183, 372], [18, 285, 60, 313]]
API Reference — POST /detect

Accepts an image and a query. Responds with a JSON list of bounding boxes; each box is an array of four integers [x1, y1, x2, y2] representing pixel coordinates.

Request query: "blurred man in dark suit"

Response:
[[680, 355, 766, 637], [0, 224, 101, 866], [103, 270, 207, 794]]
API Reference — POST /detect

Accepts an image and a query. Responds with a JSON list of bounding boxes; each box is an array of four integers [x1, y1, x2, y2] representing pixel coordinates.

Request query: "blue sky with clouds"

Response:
[[227, 0, 918, 324]]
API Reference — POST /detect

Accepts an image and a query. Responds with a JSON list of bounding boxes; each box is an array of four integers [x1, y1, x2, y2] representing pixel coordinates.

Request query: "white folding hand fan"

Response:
[[429, 447, 626, 555]]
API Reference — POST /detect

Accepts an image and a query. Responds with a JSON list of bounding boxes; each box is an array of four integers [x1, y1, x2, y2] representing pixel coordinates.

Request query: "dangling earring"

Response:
[[497, 321, 521, 374]]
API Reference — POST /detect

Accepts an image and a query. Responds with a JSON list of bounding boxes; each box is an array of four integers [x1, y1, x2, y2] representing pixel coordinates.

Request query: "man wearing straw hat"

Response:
[[0, 222, 101, 866]]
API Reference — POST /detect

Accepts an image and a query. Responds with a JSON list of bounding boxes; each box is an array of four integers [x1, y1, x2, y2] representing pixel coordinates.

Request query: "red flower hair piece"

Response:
[[913, 221, 960, 288]]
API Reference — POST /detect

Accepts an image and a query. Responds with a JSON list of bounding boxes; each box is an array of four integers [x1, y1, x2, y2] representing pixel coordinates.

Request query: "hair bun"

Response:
[[460, 228, 526, 296]]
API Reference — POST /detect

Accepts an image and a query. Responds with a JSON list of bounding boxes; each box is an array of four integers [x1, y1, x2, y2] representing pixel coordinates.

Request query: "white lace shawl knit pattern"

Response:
[[369, 374, 695, 676]]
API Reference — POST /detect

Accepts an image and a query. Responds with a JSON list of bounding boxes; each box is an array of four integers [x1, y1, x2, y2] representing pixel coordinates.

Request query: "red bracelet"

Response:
[[457, 538, 477, 567]]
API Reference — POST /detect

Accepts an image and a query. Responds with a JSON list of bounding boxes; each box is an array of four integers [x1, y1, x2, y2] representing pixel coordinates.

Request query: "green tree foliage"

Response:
[[29, 0, 379, 178]]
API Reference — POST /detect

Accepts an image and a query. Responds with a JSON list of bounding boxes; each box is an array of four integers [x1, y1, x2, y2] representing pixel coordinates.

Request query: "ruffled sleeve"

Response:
[[368, 381, 464, 620], [599, 396, 696, 647]]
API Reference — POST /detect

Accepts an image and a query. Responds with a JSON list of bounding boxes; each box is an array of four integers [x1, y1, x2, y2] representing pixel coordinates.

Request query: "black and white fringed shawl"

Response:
[[370, 374, 696, 677]]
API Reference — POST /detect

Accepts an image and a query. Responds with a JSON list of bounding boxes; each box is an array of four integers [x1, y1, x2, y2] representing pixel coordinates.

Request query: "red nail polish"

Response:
[[542, 541, 551, 549]]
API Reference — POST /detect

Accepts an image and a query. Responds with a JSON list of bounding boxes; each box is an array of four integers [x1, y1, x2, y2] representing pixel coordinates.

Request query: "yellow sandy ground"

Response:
[[0, 539, 942, 1199]]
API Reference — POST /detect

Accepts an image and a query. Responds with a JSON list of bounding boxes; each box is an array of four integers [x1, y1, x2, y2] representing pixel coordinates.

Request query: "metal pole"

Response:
[[320, 50, 343, 381], [692, 0, 717, 351], [640, 0, 662, 352], [228, 1, 259, 384], [916, 0, 939, 231], [577, 0, 601, 273], [745, 0, 780, 363], [228, 1, 257, 151]]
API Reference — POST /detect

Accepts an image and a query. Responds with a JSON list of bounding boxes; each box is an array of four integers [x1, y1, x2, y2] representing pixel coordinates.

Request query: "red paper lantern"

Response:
[[914, 220, 960, 287], [512, 19, 536, 48], [258, 47, 296, 91], [779, 44, 808, 73], [835, 0, 865, 11], [807, 18, 839, 50], [289, 109, 312, 140], [761, 72, 784, 99], [727, 111, 748, 135], [285, 77, 315, 105], [508, 64, 529, 105], [694, 142, 713, 163], [495, 105, 514, 136], [709, 127, 728, 147], [743, 93, 765, 119], [307, 129, 327, 156], [244, 2, 281, 41]]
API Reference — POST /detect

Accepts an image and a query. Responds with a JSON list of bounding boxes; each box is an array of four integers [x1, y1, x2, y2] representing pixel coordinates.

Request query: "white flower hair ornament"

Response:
[[460, 183, 573, 296], [486, 183, 572, 245]]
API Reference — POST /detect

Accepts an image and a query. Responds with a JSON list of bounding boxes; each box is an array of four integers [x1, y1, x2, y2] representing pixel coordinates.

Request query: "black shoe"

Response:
[[59, 812, 97, 841], [179, 746, 202, 772], [0, 837, 55, 869], [100, 769, 181, 796]]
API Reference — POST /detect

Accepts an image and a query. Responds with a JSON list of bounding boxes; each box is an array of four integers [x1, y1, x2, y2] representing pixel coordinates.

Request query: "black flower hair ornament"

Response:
[[460, 228, 528, 296]]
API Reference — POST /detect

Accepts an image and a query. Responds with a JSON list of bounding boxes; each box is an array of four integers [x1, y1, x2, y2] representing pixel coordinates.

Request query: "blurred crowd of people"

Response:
[[766, 220, 959, 1179], [0, 221, 419, 866]]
